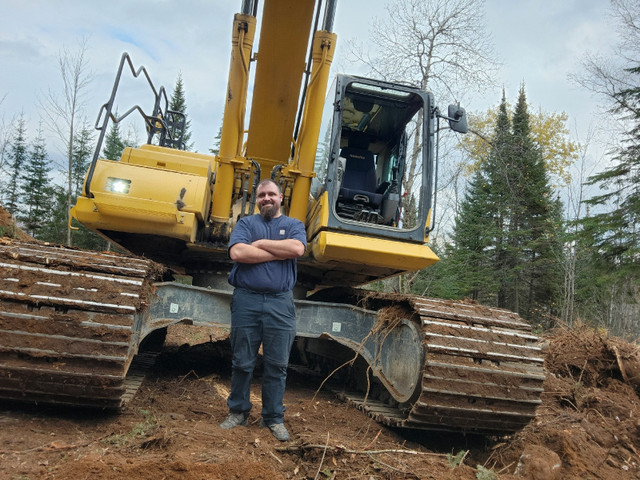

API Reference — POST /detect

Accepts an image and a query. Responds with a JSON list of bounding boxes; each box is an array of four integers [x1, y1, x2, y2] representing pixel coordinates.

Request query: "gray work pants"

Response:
[[227, 288, 296, 425]]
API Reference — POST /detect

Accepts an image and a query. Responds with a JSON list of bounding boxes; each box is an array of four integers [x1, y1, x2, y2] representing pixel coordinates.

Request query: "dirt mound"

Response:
[[487, 325, 640, 479], [0, 204, 32, 241]]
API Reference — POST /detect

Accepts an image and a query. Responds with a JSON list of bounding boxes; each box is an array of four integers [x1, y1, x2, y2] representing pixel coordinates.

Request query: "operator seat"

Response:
[[338, 133, 383, 207]]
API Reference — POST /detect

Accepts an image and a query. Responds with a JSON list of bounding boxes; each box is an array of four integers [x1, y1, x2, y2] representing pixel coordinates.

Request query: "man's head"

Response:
[[256, 179, 283, 220]]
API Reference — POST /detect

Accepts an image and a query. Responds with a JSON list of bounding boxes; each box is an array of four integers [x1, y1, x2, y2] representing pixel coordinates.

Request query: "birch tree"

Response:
[[351, 0, 500, 200]]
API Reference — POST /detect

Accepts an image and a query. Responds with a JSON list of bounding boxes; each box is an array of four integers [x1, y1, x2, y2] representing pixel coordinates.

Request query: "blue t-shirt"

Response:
[[228, 214, 307, 293]]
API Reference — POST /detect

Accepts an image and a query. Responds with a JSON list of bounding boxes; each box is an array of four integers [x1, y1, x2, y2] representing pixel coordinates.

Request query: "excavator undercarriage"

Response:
[[0, 240, 544, 434]]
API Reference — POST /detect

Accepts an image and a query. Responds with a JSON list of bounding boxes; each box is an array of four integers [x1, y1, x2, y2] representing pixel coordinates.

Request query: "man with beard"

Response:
[[219, 179, 306, 441]]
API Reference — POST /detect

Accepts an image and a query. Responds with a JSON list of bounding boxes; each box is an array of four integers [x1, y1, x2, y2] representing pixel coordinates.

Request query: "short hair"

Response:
[[257, 178, 281, 193]]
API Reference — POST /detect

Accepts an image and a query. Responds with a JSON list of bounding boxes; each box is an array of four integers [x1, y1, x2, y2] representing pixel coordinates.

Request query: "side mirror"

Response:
[[447, 104, 468, 134]]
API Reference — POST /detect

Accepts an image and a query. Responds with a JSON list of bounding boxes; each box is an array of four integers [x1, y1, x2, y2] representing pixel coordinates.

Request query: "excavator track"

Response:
[[0, 240, 162, 409], [336, 294, 545, 434]]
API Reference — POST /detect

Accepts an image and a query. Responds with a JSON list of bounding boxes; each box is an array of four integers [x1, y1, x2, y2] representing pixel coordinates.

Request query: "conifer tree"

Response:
[[19, 123, 53, 237], [420, 93, 512, 304], [582, 65, 640, 278], [68, 121, 105, 250], [441, 88, 563, 322], [483, 92, 515, 309], [38, 188, 70, 244], [210, 124, 222, 156], [5, 114, 28, 215], [102, 120, 125, 161], [509, 86, 563, 320], [576, 65, 640, 332], [445, 168, 496, 302], [168, 73, 193, 150], [72, 121, 94, 196]]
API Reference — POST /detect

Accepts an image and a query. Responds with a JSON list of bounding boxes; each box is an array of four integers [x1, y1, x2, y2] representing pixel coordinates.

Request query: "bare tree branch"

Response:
[[39, 37, 93, 246], [352, 0, 500, 99], [0, 95, 16, 174]]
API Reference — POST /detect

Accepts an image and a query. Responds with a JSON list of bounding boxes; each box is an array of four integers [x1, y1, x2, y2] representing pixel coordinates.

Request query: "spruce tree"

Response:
[[443, 88, 563, 322], [576, 65, 640, 333], [102, 120, 126, 161], [6, 115, 28, 215], [38, 188, 70, 244], [445, 168, 497, 302], [484, 92, 516, 309], [72, 122, 94, 197], [582, 65, 640, 278], [69, 122, 105, 250], [168, 73, 193, 150], [210, 124, 222, 156], [509, 86, 563, 320], [421, 93, 512, 304], [19, 123, 53, 237]]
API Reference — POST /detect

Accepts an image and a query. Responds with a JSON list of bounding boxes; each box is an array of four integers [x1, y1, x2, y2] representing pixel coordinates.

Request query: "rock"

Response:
[[514, 445, 562, 480]]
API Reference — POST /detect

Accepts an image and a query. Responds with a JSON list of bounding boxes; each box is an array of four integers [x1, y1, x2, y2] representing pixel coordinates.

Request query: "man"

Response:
[[219, 179, 306, 442]]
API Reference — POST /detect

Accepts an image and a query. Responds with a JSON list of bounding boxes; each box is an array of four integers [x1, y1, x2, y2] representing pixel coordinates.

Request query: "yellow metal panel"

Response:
[[218, 13, 256, 160], [72, 197, 198, 243], [121, 144, 213, 177], [245, 0, 316, 171], [91, 192, 180, 223], [85, 159, 210, 221], [287, 31, 337, 222], [305, 191, 330, 240], [310, 231, 439, 272], [211, 12, 257, 224]]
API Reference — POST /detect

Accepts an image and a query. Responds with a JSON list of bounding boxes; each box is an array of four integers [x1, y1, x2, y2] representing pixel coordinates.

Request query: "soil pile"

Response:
[[488, 325, 640, 479], [0, 204, 32, 241]]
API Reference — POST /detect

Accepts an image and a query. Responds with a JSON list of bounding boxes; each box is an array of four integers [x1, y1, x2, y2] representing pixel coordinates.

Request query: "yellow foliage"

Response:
[[459, 104, 580, 186]]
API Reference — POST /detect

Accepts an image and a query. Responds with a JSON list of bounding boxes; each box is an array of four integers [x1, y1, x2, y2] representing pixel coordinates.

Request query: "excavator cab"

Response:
[[302, 74, 440, 288], [312, 75, 432, 238]]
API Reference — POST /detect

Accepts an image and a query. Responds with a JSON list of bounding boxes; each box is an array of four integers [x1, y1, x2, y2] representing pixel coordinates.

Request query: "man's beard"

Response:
[[260, 203, 279, 220]]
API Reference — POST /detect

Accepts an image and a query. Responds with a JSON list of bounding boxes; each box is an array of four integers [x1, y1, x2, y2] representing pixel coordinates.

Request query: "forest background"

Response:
[[1, 0, 638, 338]]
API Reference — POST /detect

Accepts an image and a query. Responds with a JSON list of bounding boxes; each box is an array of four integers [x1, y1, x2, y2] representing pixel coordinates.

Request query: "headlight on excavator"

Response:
[[105, 177, 131, 194]]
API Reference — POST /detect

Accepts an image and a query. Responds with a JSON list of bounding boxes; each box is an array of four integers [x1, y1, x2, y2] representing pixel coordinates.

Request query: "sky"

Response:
[[0, 0, 619, 169]]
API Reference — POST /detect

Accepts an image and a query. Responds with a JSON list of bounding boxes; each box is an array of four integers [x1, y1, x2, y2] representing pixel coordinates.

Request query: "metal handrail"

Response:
[[84, 52, 175, 198]]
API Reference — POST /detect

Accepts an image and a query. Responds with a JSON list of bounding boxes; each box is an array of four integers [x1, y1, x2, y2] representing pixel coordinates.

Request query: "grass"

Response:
[[102, 408, 158, 447]]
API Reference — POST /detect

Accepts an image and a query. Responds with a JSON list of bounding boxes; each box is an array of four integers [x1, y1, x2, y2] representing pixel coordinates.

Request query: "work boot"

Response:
[[219, 412, 248, 429], [260, 418, 290, 441]]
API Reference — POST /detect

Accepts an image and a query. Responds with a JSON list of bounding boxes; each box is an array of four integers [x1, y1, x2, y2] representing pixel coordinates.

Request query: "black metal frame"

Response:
[[84, 52, 186, 198], [322, 74, 436, 243]]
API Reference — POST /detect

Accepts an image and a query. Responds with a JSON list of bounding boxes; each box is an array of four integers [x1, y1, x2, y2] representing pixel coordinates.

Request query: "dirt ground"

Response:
[[1, 323, 640, 480], [2, 206, 640, 479]]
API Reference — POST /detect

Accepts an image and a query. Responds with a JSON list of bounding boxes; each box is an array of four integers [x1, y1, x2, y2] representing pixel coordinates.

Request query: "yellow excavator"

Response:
[[0, 0, 544, 433]]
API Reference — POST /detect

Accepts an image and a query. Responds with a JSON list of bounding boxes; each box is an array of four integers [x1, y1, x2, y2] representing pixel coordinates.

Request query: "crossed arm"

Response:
[[229, 238, 305, 264]]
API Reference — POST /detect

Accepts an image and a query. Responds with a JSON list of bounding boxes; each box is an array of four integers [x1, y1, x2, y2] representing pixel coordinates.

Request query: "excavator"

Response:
[[0, 0, 544, 434]]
